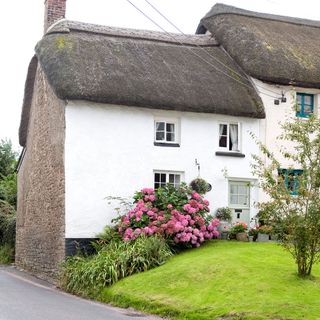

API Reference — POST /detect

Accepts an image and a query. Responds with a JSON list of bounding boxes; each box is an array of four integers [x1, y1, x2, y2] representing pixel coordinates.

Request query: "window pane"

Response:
[[304, 105, 312, 115], [297, 94, 302, 103], [169, 174, 175, 184], [160, 174, 166, 183], [155, 173, 160, 183], [154, 182, 160, 189], [238, 195, 248, 205], [175, 175, 180, 185], [304, 95, 311, 105], [166, 123, 175, 133], [156, 132, 165, 141], [156, 122, 165, 130], [220, 124, 227, 135], [219, 136, 227, 148], [230, 195, 238, 204], [230, 185, 238, 194], [296, 103, 301, 114], [166, 132, 175, 142], [229, 124, 239, 151], [238, 185, 248, 195]]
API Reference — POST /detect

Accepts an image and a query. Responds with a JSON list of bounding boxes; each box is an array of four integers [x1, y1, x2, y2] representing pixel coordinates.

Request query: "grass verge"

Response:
[[99, 241, 320, 319]]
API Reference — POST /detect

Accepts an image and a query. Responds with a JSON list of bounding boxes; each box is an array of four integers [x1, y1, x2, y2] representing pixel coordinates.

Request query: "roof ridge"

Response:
[[46, 20, 218, 46], [202, 3, 320, 28]]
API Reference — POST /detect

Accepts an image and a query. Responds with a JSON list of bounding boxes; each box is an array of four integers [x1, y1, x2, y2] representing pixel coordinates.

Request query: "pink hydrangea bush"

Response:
[[116, 184, 219, 248]]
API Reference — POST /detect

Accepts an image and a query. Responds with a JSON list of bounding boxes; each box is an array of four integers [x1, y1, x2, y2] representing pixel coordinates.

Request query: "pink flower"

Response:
[[192, 192, 202, 200], [149, 195, 156, 202], [167, 204, 173, 209]]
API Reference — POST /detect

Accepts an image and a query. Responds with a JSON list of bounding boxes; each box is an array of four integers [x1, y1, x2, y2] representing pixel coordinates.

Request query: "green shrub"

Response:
[[0, 200, 16, 247], [0, 244, 14, 264], [60, 235, 172, 296]]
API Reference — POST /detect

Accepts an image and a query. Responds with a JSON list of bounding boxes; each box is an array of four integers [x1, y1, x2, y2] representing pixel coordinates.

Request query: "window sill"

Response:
[[154, 142, 180, 147], [215, 151, 245, 158]]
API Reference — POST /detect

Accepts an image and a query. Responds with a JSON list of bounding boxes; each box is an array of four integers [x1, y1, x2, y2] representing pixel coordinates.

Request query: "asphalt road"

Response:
[[0, 266, 161, 320]]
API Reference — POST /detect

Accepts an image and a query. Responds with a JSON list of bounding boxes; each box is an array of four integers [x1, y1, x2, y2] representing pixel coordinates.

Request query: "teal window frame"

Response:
[[296, 93, 314, 118], [278, 169, 303, 195]]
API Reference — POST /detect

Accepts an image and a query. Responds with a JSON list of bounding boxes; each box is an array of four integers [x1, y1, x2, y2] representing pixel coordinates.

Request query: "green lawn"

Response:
[[99, 241, 320, 319]]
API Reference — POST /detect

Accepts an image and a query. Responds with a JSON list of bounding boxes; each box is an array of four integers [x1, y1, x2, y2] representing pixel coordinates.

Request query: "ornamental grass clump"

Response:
[[116, 183, 219, 248], [60, 235, 172, 296]]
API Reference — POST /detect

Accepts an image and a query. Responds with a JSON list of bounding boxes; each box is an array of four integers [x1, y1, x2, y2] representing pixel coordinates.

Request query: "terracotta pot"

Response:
[[236, 232, 248, 242]]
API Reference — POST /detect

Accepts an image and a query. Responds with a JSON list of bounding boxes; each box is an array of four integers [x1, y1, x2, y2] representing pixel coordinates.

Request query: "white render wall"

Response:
[[253, 78, 320, 202], [65, 101, 260, 238]]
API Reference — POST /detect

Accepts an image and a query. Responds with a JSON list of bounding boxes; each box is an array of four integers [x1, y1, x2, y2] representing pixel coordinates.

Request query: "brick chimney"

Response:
[[44, 0, 66, 33]]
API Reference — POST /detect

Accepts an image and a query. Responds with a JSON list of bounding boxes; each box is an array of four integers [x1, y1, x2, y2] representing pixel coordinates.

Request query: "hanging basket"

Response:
[[189, 178, 211, 195]]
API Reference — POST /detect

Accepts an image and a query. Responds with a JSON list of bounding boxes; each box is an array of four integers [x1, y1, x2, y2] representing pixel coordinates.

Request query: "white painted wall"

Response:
[[65, 101, 260, 238], [255, 78, 320, 162], [253, 78, 320, 201]]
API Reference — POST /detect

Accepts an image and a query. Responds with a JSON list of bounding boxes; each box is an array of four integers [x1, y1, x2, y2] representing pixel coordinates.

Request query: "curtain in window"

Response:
[[229, 124, 238, 151], [219, 124, 224, 136]]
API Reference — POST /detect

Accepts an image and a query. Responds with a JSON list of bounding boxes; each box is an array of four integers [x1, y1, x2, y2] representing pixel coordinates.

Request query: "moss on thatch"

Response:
[[198, 4, 320, 88]]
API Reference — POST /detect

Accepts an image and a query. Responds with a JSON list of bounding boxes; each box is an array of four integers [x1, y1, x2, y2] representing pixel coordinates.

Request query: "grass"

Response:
[[98, 241, 320, 320], [0, 244, 14, 264]]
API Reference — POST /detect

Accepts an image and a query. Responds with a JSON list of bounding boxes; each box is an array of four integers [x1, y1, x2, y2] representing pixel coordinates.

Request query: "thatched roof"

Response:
[[20, 20, 264, 146], [197, 3, 320, 88]]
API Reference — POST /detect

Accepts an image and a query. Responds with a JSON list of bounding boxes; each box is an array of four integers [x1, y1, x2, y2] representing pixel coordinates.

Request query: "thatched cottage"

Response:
[[22, 1, 320, 282], [197, 3, 320, 198]]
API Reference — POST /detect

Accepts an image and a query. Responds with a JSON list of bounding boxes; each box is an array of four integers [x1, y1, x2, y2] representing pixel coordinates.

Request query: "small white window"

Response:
[[155, 121, 177, 143], [219, 123, 240, 151], [229, 181, 250, 208], [154, 171, 182, 189]]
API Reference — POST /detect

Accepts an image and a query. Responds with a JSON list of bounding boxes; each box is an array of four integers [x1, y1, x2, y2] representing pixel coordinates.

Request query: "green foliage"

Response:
[[0, 139, 17, 179], [189, 178, 210, 195], [0, 173, 17, 207], [215, 207, 232, 222], [60, 235, 172, 296], [0, 244, 14, 264], [230, 222, 248, 234], [135, 183, 191, 212], [0, 200, 16, 247], [252, 115, 320, 277]]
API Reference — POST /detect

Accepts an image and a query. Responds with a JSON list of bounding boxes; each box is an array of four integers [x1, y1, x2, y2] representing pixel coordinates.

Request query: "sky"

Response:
[[1, 0, 320, 151]]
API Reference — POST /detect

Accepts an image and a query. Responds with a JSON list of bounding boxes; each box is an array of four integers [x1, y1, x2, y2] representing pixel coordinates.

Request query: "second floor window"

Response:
[[219, 123, 240, 151], [155, 121, 176, 143], [296, 93, 314, 118]]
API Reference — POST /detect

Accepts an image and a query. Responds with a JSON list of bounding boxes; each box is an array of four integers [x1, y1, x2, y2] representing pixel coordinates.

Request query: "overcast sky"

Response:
[[1, 0, 320, 151]]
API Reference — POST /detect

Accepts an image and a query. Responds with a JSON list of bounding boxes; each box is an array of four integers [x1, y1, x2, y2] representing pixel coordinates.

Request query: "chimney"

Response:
[[44, 0, 66, 33]]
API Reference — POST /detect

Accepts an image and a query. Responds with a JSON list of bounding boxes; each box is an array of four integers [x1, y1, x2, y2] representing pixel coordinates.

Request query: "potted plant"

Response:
[[215, 207, 232, 239], [230, 222, 248, 242], [189, 178, 211, 195], [248, 226, 258, 242], [257, 225, 272, 242]]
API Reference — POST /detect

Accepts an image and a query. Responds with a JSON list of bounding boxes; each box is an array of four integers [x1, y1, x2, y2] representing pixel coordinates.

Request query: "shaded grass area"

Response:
[[100, 241, 320, 319], [0, 244, 14, 264]]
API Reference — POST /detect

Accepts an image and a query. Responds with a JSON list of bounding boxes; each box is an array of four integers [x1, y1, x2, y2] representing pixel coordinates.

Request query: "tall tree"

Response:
[[0, 139, 17, 179], [252, 115, 320, 277]]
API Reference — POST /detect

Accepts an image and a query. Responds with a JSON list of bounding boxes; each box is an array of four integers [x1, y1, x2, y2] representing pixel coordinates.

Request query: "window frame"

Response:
[[296, 93, 314, 118], [153, 171, 183, 189], [154, 119, 179, 144], [228, 180, 250, 209], [218, 122, 241, 152], [278, 169, 303, 195]]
